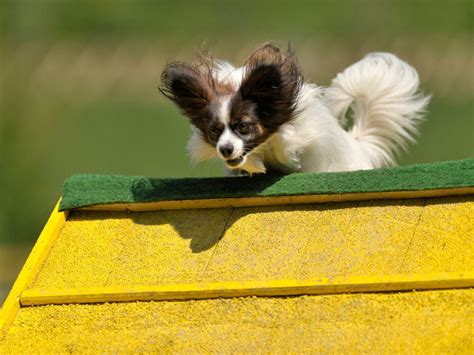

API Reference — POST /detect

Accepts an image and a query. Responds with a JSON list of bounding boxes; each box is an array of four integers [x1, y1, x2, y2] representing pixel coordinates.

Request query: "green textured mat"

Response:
[[60, 159, 474, 211]]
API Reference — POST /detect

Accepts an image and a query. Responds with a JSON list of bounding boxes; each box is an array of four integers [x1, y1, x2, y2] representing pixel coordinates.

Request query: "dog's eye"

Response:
[[237, 122, 250, 135], [210, 126, 223, 137]]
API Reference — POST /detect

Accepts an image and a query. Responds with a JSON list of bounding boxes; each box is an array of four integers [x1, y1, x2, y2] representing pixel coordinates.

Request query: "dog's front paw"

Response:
[[242, 155, 266, 175]]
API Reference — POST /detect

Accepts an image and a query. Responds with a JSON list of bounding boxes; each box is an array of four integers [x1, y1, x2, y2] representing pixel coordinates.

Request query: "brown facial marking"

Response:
[[205, 119, 224, 145], [226, 43, 303, 154], [225, 93, 270, 154], [159, 57, 234, 147], [239, 42, 302, 130], [159, 43, 302, 156]]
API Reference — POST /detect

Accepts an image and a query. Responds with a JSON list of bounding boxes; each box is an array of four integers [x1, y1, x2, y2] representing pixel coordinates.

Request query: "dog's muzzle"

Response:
[[226, 155, 244, 167]]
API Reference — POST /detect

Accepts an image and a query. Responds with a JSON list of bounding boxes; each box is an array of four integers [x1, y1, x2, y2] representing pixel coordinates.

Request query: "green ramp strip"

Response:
[[60, 159, 474, 211]]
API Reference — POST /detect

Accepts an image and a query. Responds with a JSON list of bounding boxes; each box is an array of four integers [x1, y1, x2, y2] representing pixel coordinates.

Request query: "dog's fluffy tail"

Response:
[[325, 53, 430, 168]]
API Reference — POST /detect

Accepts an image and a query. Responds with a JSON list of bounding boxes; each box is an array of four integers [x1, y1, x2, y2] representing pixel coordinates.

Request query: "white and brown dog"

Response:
[[160, 43, 430, 175]]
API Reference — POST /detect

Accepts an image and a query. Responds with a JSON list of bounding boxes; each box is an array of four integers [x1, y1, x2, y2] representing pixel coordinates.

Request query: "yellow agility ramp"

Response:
[[1, 160, 473, 352]]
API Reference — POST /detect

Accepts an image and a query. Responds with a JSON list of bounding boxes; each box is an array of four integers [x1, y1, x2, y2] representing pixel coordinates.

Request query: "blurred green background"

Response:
[[0, 0, 472, 303]]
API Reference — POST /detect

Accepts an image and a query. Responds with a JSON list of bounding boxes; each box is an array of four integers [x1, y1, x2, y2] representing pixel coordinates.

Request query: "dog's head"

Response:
[[159, 43, 302, 171]]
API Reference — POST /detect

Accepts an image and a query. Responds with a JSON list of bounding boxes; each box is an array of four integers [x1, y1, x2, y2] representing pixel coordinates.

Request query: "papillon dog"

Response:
[[159, 43, 430, 175]]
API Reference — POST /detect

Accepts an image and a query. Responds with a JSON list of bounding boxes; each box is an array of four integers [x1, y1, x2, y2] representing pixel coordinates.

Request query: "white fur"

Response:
[[217, 127, 244, 160], [187, 128, 216, 164], [188, 52, 430, 174], [213, 61, 245, 90], [214, 95, 245, 161], [325, 53, 431, 168], [217, 95, 232, 124]]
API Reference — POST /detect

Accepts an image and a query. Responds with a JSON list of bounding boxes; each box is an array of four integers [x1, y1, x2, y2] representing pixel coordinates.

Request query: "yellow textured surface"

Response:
[[31, 209, 231, 288], [20, 273, 474, 306], [0, 200, 67, 334], [400, 196, 474, 273], [2, 195, 473, 351], [202, 199, 426, 281], [2, 289, 473, 353], [29, 196, 473, 289]]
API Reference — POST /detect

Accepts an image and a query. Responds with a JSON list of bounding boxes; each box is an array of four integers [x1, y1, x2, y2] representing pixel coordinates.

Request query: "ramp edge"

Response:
[[0, 199, 68, 335], [20, 272, 474, 306], [78, 187, 474, 211]]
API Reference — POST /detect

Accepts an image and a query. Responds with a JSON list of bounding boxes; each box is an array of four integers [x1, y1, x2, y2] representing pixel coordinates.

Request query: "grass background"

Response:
[[0, 0, 472, 302]]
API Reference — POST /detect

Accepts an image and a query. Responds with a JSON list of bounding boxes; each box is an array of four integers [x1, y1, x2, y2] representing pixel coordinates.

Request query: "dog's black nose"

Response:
[[219, 144, 234, 158]]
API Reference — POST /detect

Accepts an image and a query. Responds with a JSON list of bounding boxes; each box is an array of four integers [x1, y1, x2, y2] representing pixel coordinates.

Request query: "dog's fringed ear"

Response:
[[240, 43, 302, 129], [245, 43, 284, 68], [159, 63, 212, 121], [240, 64, 283, 117]]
